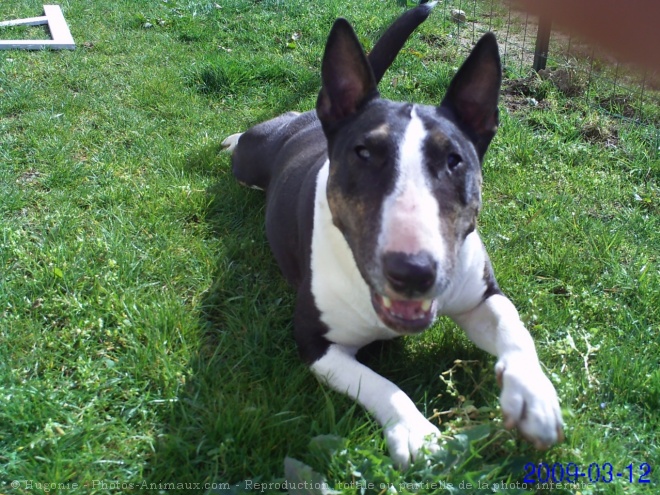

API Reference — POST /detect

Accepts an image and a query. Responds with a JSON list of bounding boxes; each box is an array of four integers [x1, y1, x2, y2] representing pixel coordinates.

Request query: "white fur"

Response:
[[451, 295, 563, 447], [311, 344, 440, 468], [377, 108, 446, 263], [310, 160, 398, 347], [438, 231, 490, 314]]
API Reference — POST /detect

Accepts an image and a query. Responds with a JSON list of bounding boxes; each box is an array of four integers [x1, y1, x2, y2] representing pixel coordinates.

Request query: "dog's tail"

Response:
[[368, 1, 437, 84]]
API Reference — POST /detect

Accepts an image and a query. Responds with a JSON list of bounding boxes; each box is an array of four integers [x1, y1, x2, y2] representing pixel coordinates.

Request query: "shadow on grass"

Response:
[[144, 143, 498, 488], [143, 148, 309, 485]]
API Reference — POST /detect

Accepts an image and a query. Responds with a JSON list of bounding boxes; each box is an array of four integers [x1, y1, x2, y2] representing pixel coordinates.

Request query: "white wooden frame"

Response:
[[0, 5, 75, 50]]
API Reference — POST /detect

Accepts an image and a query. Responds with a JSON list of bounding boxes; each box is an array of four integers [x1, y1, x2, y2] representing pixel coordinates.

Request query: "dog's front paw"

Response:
[[384, 417, 440, 469], [496, 354, 564, 449]]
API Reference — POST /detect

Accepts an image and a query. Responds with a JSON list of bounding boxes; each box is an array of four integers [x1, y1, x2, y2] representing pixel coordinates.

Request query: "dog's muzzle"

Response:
[[370, 251, 439, 333], [371, 292, 437, 333]]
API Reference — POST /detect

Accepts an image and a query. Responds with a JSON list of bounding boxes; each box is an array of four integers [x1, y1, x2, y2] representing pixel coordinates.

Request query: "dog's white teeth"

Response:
[[382, 296, 392, 309], [421, 299, 433, 312]]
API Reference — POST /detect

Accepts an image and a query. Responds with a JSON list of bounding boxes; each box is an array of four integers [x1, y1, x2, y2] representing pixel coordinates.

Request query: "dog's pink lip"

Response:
[[370, 291, 436, 333]]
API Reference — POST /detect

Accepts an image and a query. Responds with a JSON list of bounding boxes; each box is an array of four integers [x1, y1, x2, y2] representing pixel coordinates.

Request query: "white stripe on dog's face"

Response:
[[322, 101, 483, 333], [377, 107, 445, 264]]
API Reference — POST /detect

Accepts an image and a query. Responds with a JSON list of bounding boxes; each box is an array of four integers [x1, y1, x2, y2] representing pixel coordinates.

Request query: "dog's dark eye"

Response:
[[447, 152, 462, 170], [355, 145, 371, 161]]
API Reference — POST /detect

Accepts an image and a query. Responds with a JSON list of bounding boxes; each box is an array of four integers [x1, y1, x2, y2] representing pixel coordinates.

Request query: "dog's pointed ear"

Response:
[[317, 18, 378, 132], [439, 32, 501, 159]]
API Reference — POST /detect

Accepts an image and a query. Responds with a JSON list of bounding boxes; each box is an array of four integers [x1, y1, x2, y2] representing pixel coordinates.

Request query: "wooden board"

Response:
[[0, 5, 75, 50]]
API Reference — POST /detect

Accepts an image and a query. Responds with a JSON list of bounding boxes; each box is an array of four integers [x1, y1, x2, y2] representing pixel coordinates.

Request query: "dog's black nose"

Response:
[[382, 251, 437, 296]]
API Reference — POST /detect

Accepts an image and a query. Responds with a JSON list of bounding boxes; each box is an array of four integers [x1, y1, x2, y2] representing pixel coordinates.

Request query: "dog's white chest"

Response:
[[310, 161, 399, 347]]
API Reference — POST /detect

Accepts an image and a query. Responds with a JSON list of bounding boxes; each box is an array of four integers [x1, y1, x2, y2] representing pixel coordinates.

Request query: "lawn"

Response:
[[0, 0, 658, 494]]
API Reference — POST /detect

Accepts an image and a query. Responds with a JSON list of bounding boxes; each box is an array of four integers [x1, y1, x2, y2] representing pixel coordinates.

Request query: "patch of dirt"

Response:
[[501, 74, 551, 112], [580, 117, 619, 147], [419, 33, 448, 50], [538, 67, 585, 97], [597, 94, 638, 120]]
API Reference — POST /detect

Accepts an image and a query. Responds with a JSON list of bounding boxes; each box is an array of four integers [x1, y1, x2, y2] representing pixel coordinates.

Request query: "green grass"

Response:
[[1, 0, 658, 494]]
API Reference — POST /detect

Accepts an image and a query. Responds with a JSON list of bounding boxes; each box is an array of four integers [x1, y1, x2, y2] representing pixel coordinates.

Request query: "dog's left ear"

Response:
[[317, 18, 379, 133], [439, 32, 501, 160]]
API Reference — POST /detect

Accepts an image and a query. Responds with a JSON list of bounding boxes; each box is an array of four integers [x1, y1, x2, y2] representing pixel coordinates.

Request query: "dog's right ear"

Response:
[[317, 19, 378, 132]]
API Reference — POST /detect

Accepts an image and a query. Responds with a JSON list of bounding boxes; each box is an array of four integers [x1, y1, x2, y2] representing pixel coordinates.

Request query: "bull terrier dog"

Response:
[[223, 3, 563, 468]]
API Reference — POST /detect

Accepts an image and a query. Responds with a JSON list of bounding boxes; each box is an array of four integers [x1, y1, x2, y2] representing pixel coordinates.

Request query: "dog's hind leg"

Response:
[[221, 133, 243, 154], [223, 131, 265, 191], [226, 111, 309, 192]]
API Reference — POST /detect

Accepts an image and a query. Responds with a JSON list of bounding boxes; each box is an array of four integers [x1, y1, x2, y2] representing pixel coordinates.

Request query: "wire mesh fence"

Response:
[[430, 0, 659, 157]]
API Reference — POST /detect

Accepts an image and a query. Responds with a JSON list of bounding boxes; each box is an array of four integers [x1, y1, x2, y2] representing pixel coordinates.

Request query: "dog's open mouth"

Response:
[[371, 292, 437, 333]]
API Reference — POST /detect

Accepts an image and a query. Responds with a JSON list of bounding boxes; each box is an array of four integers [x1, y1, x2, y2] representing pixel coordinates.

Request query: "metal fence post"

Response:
[[533, 15, 552, 71]]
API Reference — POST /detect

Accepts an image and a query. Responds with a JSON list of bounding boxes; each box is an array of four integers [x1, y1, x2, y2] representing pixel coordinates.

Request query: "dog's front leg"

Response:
[[311, 343, 440, 469], [451, 294, 564, 448]]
